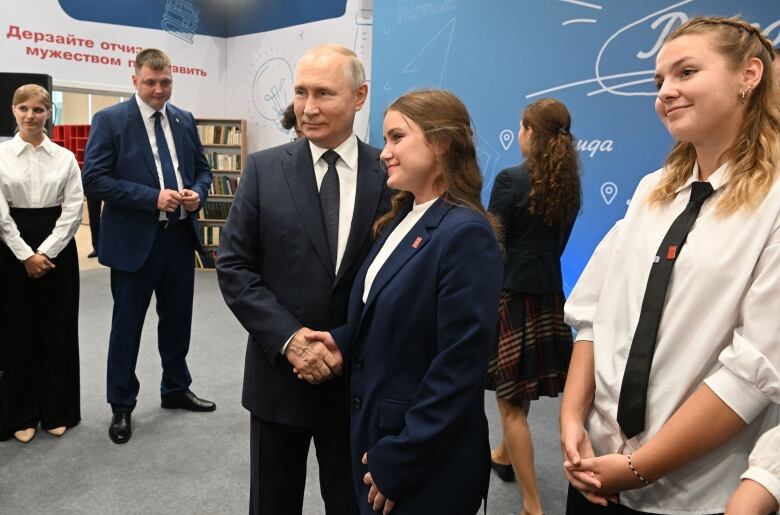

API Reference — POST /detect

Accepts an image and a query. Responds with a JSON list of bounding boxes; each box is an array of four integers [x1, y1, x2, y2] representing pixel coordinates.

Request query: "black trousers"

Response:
[[249, 413, 358, 515], [567, 485, 724, 515], [0, 207, 80, 440]]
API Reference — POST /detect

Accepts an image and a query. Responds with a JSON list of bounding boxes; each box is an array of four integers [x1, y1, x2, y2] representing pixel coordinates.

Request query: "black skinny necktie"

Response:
[[152, 111, 180, 221], [320, 150, 340, 271], [616, 181, 715, 439]]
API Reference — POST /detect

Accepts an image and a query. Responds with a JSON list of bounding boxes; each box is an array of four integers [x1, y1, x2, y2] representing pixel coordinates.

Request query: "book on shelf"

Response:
[[205, 152, 241, 171], [208, 175, 240, 196], [196, 249, 217, 268], [200, 226, 221, 246], [194, 118, 245, 269], [199, 201, 233, 220], [196, 124, 241, 145]]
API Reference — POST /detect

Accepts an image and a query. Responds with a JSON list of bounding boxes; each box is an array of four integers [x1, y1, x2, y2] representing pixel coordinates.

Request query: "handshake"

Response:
[[283, 328, 343, 385]]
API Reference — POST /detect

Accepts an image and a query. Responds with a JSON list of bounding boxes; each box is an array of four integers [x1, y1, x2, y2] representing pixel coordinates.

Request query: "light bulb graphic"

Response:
[[251, 58, 294, 124]]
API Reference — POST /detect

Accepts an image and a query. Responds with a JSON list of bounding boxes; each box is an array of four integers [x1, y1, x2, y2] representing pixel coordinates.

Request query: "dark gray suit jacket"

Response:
[[216, 137, 390, 426]]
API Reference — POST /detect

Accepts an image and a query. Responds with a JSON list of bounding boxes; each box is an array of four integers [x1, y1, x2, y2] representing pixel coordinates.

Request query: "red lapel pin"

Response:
[[666, 245, 678, 260], [412, 236, 423, 249]]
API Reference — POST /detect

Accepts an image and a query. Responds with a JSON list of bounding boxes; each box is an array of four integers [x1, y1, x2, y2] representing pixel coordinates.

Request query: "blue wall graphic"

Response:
[[370, 0, 780, 292], [59, 0, 348, 37]]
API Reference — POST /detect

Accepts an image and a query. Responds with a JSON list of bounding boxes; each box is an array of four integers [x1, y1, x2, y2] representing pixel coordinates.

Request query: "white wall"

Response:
[[0, 0, 375, 153]]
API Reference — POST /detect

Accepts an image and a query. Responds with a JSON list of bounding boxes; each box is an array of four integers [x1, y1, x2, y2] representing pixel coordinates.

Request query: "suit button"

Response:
[[354, 357, 364, 369], [352, 397, 361, 409]]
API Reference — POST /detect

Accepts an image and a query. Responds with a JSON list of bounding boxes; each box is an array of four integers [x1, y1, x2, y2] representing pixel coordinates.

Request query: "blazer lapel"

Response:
[[282, 141, 334, 278], [126, 99, 160, 184], [334, 141, 386, 286], [361, 198, 450, 313]]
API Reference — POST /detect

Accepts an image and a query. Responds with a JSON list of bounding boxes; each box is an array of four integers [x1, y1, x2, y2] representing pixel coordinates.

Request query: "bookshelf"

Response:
[[52, 124, 90, 167], [195, 117, 247, 269]]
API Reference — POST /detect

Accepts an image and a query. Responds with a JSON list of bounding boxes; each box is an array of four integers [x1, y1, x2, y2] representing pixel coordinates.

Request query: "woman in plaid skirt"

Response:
[[486, 98, 581, 515]]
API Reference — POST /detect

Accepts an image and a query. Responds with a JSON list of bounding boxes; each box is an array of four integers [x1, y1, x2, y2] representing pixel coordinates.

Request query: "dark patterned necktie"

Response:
[[320, 150, 341, 271], [616, 181, 715, 439], [152, 111, 179, 221]]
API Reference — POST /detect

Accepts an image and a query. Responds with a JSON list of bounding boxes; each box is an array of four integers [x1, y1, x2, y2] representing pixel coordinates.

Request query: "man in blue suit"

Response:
[[216, 45, 389, 515], [83, 48, 215, 445]]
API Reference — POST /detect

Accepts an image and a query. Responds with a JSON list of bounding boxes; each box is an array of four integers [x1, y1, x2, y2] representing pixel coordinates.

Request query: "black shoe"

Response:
[[161, 390, 216, 412], [491, 460, 515, 482], [87, 250, 98, 258], [109, 412, 131, 444]]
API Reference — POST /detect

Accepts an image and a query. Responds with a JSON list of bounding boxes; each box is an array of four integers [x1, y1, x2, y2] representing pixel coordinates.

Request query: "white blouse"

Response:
[[565, 162, 780, 514], [0, 133, 83, 260], [742, 424, 780, 506], [363, 197, 438, 303]]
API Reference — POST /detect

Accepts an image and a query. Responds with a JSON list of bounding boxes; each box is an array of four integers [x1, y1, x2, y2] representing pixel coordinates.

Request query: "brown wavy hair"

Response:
[[521, 98, 581, 227], [648, 16, 780, 215], [373, 89, 497, 236]]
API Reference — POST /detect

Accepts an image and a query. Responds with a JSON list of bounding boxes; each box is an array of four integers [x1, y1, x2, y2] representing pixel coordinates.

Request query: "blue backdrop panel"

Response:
[[370, 0, 779, 292], [58, 0, 347, 37]]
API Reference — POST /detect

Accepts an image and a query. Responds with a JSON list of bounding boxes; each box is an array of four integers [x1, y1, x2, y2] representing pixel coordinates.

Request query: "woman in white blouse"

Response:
[[560, 17, 780, 514], [726, 424, 780, 514], [0, 84, 83, 443]]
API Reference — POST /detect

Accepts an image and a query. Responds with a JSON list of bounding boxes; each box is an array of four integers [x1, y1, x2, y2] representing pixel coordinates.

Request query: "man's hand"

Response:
[[362, 452, 395, 514], [285, 327, 343, 384], [180, 189, 201, 212], [157, 189, 181, 212], [24, 253, 55, 279]]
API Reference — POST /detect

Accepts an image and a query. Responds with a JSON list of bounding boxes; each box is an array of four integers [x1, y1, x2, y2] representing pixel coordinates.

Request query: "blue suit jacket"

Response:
[[82, 98, 212, 272], [216, 137, 391, 427], [332, 199, 503, 513]]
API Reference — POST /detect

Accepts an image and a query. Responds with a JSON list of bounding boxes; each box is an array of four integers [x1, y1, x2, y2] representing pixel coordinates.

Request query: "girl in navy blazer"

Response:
[[307, 89, 503, 514]]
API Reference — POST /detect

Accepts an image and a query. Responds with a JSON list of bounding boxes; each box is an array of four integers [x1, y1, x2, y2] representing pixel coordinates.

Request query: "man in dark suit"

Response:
[[83, 48, 215, 445], [216, 45, 389, 515]]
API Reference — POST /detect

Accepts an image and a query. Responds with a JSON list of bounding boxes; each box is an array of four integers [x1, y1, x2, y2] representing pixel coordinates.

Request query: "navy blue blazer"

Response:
[[216, 137, 391, 427], [488, 163, 577, 294], [82, 98, 212, 272], [332, 199, 503, 513]]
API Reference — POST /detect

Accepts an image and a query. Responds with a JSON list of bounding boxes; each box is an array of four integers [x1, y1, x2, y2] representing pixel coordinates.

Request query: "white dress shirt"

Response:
[[742, 423, 780, 507], [135, 93, 185, 220], [280, 135, 360, 355], [309, 134, 359, 274], [363, 197, 438, 303], [565, 162, 780, 514], [0, 133, 83, 260]]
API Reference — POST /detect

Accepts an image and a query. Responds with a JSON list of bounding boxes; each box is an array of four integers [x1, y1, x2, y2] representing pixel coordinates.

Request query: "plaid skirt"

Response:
[[486, 290, 573, 403]]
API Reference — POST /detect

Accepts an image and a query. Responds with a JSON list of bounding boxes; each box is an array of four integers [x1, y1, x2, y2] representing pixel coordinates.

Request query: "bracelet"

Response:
[[627, 454, 652, 486]]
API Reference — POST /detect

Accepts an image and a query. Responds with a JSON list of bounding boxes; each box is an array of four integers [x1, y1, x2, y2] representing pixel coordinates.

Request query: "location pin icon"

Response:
[[600, 182, 618, 205], [499, 129, 514, 151]]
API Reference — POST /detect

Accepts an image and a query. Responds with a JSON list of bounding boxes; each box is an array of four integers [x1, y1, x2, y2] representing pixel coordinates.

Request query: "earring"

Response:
[[740, 86, 753, 100]]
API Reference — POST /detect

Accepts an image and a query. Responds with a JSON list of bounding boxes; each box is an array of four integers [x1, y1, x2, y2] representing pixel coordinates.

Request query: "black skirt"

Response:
[[0, 206, 80, 439], [486, 290, 573, 403]]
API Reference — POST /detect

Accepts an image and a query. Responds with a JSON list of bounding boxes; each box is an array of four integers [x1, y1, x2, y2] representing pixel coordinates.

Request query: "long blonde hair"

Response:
[[373, 89, 496, 236], [648, 16, 780, 215]]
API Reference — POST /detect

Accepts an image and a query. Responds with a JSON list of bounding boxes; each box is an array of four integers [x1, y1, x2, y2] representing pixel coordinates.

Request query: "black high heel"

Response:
[[490, 459, 515, 482]]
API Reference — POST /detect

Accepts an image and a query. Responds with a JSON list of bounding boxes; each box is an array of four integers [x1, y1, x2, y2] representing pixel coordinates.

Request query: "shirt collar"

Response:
[[309, 134, 359, 172], [674, 161, 729, 194], [135, 92, 167, 120], [11, 132, 55, 156]]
